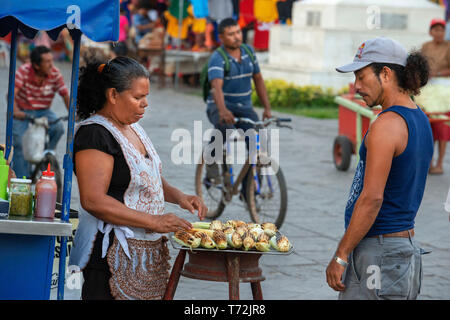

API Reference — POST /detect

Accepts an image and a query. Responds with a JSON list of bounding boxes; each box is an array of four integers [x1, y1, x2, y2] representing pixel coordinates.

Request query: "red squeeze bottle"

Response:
[[34, 163, 57, 219]]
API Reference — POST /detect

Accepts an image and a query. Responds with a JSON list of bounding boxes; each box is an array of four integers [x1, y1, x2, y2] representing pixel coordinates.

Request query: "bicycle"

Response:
[[195, 117, 292, 228], [23, 115, 68, 203]]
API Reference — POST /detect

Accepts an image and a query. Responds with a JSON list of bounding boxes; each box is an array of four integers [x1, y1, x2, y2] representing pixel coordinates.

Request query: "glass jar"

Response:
[[9, 178, 33, 217]]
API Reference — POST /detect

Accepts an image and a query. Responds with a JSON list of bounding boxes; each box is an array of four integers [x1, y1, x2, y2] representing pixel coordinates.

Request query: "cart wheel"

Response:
[[333, 135, 352, 171]]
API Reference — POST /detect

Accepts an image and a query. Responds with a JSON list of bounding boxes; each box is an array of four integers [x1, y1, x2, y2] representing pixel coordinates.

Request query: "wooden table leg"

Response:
[[226, 253, 240, 300], [251, 282, 263, 300], [163, 250, 186, 300]]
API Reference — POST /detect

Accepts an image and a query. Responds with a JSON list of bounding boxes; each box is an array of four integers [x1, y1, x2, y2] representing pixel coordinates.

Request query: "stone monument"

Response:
[[260, 0, 445, 89]]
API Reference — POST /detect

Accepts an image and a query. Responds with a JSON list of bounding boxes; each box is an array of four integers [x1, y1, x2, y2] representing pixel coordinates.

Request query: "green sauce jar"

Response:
[[9, 178, 32, 217]]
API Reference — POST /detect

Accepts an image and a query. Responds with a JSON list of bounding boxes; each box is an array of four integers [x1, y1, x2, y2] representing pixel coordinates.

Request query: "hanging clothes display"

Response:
[[254, 0, 278, 23], [238, 0, 254, 28], [208, 0, 233, 22], [277, 0, 294, 25], [253, 21, 273, 51], [191, 0, 209, 18], [189, 4, 207, 34], [164, 10, 192, 40], [168, 0, 190, 20]]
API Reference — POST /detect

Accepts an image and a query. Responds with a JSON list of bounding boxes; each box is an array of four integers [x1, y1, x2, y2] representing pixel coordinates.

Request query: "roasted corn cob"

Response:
[[269, 232, 291, 252], [261, 222, 277, 237], [255, 241, 271, 252], [192, 221, 211, 229], [257, 232, 270, 243], [226, 232, 243, 249], [226, 220, 246, 229], [173, 230, 201, 249], [195, 231, 216, 249], [213, 230, 228, 249], [246, 223, 261, 230], [249, 227, 264, 241], [190, 228, 215, 237], [210, 220, 224, 230], [222, 226, 234, 235], [242, 232, 255, 251], [235, 226, 248, 238]]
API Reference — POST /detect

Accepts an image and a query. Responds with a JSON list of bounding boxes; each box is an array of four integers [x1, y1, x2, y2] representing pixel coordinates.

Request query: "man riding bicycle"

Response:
[[205, 18, 272, 200], [12, 45, 70, 178]]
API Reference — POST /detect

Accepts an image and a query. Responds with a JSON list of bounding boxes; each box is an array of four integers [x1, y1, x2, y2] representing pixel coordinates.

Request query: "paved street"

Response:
[[1, 62, 449, 300]]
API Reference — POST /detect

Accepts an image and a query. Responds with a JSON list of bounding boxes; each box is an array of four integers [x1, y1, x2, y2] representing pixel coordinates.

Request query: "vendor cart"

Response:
[[0, 0, 119, 300], [333, 84, 450, 172]]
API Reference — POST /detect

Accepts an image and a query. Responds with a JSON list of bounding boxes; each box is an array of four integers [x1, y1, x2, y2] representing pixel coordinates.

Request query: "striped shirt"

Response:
[[15, 63, 69, 110], [207, 45, 260, 109]]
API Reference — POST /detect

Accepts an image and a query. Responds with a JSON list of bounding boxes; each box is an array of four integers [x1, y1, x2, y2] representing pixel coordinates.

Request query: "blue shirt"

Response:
[[207, 45, 260, 110], [132, 13, 152, 42], [344, 105, 433, 237]]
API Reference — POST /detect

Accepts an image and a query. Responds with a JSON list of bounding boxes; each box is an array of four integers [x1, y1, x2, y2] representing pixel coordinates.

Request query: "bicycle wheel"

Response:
[[31, 153, 63, 203], [246, 158, 287, 229], [195, 154, 226, 219]]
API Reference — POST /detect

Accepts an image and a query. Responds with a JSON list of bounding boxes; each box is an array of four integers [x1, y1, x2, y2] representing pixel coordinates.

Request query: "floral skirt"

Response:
[[107, 235, 170, 300]]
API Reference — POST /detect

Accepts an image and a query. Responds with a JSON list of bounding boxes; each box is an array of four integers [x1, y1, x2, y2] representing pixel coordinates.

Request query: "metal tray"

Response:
[[169, 233, 295, 256]]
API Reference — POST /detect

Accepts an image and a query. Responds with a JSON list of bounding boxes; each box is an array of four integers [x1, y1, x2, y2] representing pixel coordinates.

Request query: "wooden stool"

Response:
[[163, 249, 265, 300]]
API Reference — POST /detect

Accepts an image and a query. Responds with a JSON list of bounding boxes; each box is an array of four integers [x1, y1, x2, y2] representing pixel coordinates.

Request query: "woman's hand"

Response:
[[178, 194, 208, 221], [151, 213, 192, 233]]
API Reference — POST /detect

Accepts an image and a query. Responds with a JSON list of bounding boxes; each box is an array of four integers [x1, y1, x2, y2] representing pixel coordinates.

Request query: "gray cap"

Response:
[[336, 37, 408, 73]]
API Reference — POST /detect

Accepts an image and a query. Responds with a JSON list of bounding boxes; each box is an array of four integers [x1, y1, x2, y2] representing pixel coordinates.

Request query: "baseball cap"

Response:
[[336, 37, 408, 73], [430, 18, 446, 29]]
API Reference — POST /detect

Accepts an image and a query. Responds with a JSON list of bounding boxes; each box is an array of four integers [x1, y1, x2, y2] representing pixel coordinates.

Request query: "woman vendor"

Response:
[[68, 56, 207, 300]]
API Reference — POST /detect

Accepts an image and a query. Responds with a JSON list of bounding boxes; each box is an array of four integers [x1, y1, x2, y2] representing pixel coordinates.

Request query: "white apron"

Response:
[[69, 114, 169, 300]]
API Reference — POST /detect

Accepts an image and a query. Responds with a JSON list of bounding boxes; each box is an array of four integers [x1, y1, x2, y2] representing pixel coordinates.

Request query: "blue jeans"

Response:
[[12, 109, 65, 178], [206, 104, 259, 197]]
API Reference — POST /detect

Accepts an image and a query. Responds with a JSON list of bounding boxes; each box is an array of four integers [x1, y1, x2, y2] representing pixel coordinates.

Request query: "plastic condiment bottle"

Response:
[[0, 151, 9, 200], [34, 163, 57, 219]]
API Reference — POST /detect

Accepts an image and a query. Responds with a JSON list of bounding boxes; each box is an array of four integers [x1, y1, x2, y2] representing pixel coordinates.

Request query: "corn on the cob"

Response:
[[235, 226, 248, 237], [269, 232, 291, 252], [222, 226, 234, 235], [192, 221, 211, 229], [226, 220, 246, 229], [213, 230, 228, 249], [246, 223, 261, 230], [226, 232, 243, 249], [209, 220, 223, 230], [173, 230, 201, 248], [257, 232, 270, 243], [195, 231, 216, 249], [255, 241, 271, 252], [249, 227, 264, 241], [190, 228, 215, 237], [242, 232, 255, 251], [261, 222, 277, 237]]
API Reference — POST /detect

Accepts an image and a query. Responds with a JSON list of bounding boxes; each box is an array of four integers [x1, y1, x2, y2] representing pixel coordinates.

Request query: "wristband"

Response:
[[334, 255, 348, 267]]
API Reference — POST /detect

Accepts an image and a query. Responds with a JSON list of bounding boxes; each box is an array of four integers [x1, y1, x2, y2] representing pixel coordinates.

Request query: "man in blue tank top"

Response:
[[326, 37, 433, 300]]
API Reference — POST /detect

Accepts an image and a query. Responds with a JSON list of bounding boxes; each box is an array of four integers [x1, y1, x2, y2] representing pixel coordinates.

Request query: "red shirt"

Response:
[[15, 63, 69, 110]]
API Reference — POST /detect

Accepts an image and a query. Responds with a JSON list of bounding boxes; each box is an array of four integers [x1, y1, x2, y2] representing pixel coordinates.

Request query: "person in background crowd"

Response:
[[327, 37, 432, 300], [421, 18, 450, 175], [111, 7, 130, 58], [132, 1, 155, 44], [12, 45, 69, 178]]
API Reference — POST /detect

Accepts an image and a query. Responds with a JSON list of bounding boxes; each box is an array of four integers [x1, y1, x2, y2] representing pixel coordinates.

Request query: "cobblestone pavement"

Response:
[[1, 63, 448, 300]]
